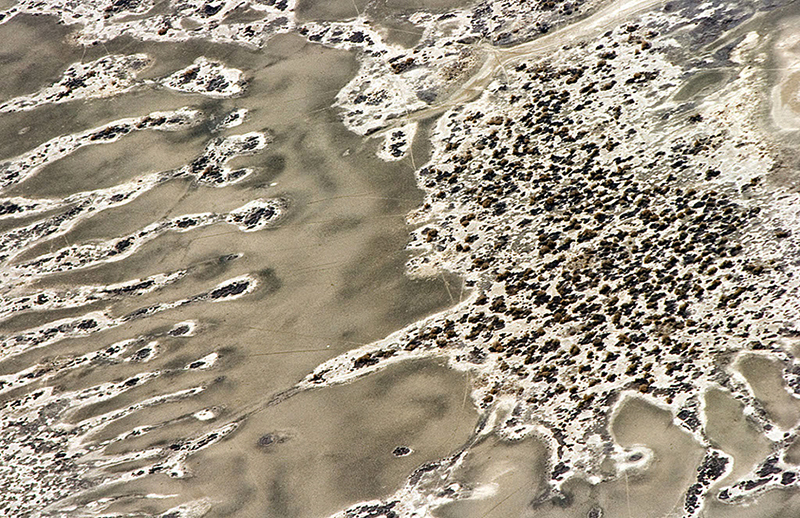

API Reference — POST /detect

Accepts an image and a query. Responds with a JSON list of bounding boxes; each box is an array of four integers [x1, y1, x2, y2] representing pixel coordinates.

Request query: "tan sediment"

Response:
[[735, 354, 800, 431], [0, 23, 468, 515], [520, 396, 705, 518], [604, 396, 706, 518], [704, 387, 772, 483], [704, 483, 800, 518], [294, 0, 369, 22], [435, 435, 550, 518]]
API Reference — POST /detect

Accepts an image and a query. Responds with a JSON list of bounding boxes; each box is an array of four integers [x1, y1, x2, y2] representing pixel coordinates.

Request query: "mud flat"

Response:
[[3, 0, 800, 517], [0, 14, 459, 517]]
